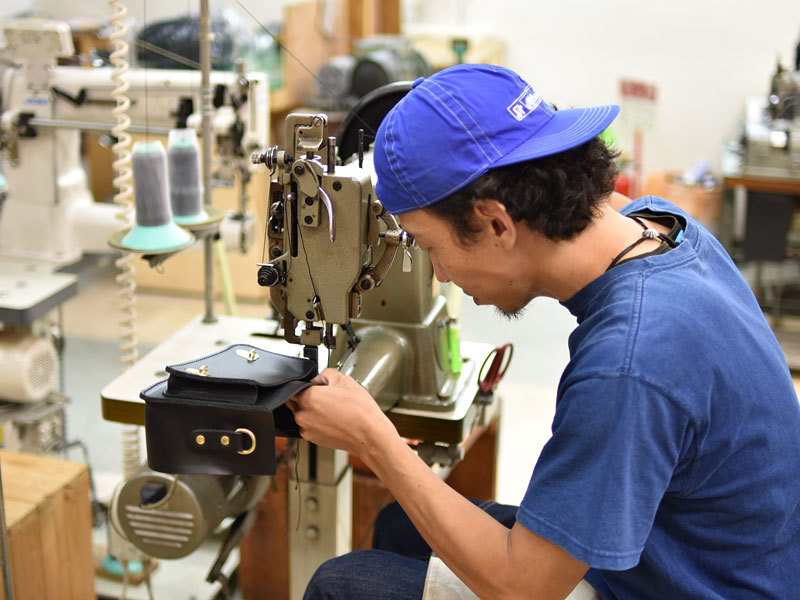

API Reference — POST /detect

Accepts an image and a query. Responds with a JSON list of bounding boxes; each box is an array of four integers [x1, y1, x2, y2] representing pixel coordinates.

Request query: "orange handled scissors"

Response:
[[478, 343, 513, 395]]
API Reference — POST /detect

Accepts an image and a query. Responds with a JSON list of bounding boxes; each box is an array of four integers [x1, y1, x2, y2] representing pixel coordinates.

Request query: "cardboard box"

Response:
[[0, 451, 94, 600], [643, 172, 722, 233]]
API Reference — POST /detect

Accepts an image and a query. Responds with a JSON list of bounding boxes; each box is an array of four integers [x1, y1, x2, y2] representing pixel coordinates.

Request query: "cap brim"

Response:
[[492, 104, 620, 168]]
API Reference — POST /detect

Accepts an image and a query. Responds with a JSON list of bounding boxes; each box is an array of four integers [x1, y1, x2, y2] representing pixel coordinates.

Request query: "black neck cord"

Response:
[[607, 216, 679, 271]]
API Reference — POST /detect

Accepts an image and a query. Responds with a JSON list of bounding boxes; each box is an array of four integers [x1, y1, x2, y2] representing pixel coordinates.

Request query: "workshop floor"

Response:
[[58, 254, 576, 598]]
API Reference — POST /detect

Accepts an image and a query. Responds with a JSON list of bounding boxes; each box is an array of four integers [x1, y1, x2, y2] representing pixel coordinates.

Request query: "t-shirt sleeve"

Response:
[[515, 374, 692, 570]]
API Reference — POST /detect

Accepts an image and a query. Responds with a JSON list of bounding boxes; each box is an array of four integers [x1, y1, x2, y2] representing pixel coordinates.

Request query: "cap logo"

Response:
[[507, 85, 542, 121]]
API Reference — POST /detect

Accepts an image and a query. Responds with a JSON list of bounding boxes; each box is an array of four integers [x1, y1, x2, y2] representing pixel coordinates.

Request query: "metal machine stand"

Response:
[[288, 443, 352, 599]]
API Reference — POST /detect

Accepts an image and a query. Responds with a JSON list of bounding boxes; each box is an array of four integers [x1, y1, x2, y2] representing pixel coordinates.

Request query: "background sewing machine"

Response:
[[0, 19, 268, 453], [310, 35, 430, 111], [0, 19, 268, 265], [739, 58, 800, 180], [719, 43, 800, 332]]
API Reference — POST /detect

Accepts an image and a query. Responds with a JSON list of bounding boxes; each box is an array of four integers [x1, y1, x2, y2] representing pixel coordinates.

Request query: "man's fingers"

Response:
[[310, 372, 330, 385], [319, 367, 344, 381]]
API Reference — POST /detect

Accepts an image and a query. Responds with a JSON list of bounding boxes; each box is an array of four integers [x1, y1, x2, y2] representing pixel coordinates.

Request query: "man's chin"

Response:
[[470, 295, 527, 320], [495, 306, 525, 321], [494, 306, 526, 321]]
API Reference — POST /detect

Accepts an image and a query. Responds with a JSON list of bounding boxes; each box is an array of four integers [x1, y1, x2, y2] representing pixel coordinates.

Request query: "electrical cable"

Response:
[[297, 217, 325, 325], [293, 440, 303, 532], [134, 39, 200, 69], [120, 560, 129, 600], [356, 489, 391, 550]]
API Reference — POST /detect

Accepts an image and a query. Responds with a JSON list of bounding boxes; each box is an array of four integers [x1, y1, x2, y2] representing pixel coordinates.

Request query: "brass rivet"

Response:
[[196, 434, 205, 445], [220, 435, 230, 446], [236, 348, 260, 362], [187, 365, 210, 377]]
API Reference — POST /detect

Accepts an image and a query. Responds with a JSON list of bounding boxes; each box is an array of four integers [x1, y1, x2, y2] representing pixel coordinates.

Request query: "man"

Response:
[[287, 64, 800, 599]]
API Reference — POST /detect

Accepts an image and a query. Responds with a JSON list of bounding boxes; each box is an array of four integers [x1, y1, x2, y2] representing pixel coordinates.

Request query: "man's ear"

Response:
[[473, 199, 517, 249]]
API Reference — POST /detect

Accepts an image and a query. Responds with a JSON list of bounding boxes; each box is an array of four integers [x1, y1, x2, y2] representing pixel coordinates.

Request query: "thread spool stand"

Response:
[[109, 140, 195, 265], [108, 0, 219, 320]]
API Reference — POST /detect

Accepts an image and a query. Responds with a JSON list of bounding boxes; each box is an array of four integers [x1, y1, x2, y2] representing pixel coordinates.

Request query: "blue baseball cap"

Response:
[[374, 64, 620, 215]]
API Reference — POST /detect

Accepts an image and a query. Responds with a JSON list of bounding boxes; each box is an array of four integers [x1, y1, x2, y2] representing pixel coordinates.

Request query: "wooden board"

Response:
[[0, 451, 94, 600], [349, 0, 401, 39], [270, 1, 351, 114], [352, 472, 393, 551], [238, 465, 291, 600], [269, 0, 400, 116]]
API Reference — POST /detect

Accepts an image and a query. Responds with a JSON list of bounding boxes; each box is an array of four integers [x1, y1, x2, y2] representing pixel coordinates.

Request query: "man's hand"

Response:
[[286, 368, 397, 456], [288, 369, 589, 599]]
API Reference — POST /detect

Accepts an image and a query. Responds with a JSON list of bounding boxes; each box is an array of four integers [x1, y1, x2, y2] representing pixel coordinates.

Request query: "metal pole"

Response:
[[27, 118, 171, 135], [200, 0, 217, 324], [0, 458, 14, 599]]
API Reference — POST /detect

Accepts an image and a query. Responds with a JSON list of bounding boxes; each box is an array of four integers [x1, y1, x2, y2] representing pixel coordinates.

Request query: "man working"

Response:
[[287, 64, 800, 599]]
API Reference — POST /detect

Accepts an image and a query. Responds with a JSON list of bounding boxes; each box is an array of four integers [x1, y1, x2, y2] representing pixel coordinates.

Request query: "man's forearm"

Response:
[[288, 370, 587, 598], [360, 431, 586, 599], [361, 432, 517, 598]]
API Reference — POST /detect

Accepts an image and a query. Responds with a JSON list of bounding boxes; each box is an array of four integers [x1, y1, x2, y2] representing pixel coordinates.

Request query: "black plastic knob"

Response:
[[257, 264, 280, 287]]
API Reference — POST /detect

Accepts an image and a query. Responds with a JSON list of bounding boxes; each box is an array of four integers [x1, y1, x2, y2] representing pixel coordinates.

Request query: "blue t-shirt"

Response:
[[516, 196, 800, 599]]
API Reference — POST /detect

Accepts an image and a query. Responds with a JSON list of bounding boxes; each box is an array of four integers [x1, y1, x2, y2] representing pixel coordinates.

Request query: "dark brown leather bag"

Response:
[[141, 344, 315, 475]]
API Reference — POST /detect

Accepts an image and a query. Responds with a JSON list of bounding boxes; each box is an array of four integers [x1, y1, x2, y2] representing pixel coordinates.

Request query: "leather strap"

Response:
[[190, 428, 256, 455]]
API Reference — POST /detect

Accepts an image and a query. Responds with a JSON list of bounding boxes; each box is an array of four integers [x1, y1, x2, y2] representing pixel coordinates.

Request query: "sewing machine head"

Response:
[[251, 107, 468, 413], [741, 59, 800, 178], [253, 113, 415, 350]]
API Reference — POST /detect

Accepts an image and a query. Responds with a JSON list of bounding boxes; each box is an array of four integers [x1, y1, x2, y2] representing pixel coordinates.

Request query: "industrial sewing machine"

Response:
[[0, 20, 268, 432], [101, 88, 498, 598], [251, 111, 467, 413], [740, 52, 800, 179]]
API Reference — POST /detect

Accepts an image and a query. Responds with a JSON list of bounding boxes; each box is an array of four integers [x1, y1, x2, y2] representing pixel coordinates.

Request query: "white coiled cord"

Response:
[[108, 6, 148, 599], [109, 0, 142, 486], [108, 0, 138, 371]]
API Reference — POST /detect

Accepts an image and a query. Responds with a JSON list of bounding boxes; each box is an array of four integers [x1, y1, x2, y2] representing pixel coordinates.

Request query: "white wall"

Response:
[[0, 0, 35, 38], [406, 0, 800, 179], [17, 0, 800, 178], [29, 0, 294, 31], [1, 1, 34, 19]]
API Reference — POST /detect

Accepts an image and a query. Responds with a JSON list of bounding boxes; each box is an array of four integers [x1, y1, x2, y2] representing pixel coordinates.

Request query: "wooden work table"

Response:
[[718, 171, 800, 255], [101, 314, 497, 444]]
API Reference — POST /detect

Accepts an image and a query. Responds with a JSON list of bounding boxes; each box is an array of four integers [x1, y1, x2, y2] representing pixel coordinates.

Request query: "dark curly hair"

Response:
[[428, 136, 620, 244]]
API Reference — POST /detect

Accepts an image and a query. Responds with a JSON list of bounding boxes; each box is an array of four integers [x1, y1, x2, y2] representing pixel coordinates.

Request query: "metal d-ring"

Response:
[[236, 428, 256, 455]]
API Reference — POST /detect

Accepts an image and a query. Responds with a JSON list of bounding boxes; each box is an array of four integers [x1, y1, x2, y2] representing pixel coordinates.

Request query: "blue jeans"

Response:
[[303, 500, 518, 600]]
